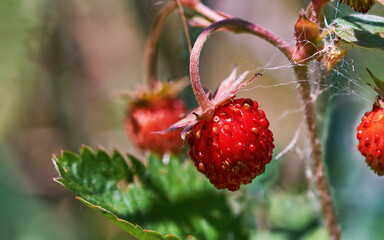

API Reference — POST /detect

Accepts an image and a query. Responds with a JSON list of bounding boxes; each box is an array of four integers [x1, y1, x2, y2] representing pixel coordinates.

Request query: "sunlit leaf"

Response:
[[329, 14, 384, 50]]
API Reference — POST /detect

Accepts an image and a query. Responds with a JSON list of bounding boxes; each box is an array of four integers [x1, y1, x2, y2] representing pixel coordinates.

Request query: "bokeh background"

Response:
[[1, 0, 384, 239]]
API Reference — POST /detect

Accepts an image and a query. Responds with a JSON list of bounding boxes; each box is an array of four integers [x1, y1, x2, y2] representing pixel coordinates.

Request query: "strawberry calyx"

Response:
[[366, 68, 384, 107], [160, 67, 260, 139], [123, 78, 188, 108], [374, 96, 384, 109]]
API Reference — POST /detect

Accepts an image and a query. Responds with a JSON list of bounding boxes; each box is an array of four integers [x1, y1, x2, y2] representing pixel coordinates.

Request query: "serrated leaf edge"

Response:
[[52, 146, 184, 240]]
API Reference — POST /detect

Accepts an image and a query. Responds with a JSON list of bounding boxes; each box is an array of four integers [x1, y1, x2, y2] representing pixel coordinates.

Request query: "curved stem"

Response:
[[190, 18, 294, 112], [176, 0, 192, 53], [294, 65, 340, 240], [144, 2, 177, 88], [192, 2, 228, 22], [189, 27, 214, 112]]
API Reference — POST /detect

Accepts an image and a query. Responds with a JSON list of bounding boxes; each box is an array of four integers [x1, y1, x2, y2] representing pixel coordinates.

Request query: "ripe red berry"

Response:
[[357, 102, 384, 175], [187, 98, 274, 191], [124, 83, 186, 155]]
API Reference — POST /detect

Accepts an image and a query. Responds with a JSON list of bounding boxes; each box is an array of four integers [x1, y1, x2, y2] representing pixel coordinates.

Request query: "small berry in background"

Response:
[[125, 81, 186, 155]]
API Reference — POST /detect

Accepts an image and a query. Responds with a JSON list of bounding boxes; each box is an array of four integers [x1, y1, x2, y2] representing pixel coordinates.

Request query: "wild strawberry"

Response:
[[356, 68, 384, 175], [124, 81, 186, 155], [357, 101, 384, 175], [164, 68, 274, 191], [187, 98, 274, 191]]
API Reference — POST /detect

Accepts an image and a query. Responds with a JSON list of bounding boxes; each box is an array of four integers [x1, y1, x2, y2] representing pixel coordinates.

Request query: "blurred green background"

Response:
[[1, 0, 384, 239]]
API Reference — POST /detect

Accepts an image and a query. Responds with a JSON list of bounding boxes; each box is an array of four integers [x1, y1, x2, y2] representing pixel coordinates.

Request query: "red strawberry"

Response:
[[164, 68, 274, 191], [124, 81, 186, 155], [357, 101, 384, 175], [357, 69, 384, 175], [187, 98, 274, 191]]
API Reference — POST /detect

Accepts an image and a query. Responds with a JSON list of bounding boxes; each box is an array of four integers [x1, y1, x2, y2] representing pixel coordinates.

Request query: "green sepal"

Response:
[[366, 68, 384, 103]]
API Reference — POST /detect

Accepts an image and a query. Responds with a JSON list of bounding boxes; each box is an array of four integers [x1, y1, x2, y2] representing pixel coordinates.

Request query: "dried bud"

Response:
[[293, 11, 320, 62], [339, 0, 375, 13], [321, 40, 347, 73]]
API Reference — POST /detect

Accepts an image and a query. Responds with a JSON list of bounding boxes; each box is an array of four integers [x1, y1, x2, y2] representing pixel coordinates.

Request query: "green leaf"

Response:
[[267, 191, 318, 231], [251, 231, 289, 240], [300, 227, 329, 240], [53, 146, 248, 240], [329, 14, 384, 50]]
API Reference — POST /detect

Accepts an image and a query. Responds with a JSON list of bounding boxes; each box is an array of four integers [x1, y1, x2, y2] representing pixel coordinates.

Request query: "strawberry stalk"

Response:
[[144, 1, 177, 88], [192, 2, 228, 22], [294, 65, 340, 240], [293, 3, 340, 238], [190, 18, 294, 112], [145, 0, 230, 89], [144, 0, 226, 89], [175, 0, 192, 53]]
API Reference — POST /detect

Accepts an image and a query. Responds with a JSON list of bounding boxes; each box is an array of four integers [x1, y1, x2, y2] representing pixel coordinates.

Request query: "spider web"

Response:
[[149, 1, 381, 188], [232, 2, 382, 189]]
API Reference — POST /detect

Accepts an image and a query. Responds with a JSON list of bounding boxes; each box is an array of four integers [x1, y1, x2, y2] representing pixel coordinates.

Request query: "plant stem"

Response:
[[189, 26, 214, 113], [190, 18, 293, 112], [294, 65, 340, 240], [176, 0, 192, 53], [307, 0, 330, 25], [144, 2, 177, 88], [294, 2, 340, 238], [192, 2, 228, 22]]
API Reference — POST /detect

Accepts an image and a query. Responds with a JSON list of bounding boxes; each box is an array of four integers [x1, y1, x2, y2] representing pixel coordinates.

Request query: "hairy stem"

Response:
[[294, 65, 340, 240], [294, 3, 340, 237], [144, 2, 177, 88], [189, 26, 214, 112], [190, 18, 294, 112]]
